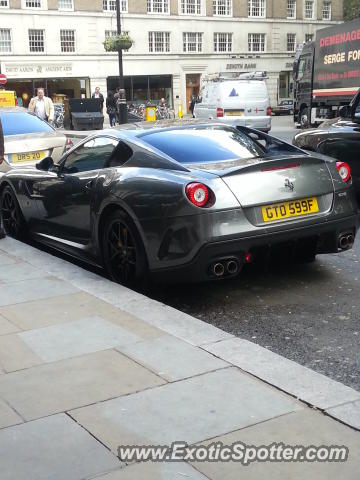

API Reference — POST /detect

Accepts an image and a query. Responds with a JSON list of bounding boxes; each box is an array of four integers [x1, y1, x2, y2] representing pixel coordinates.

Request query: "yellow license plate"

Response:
[[225, 111, 243, 116], [262, 197, 319, 222], [12, 151, 47, 164]]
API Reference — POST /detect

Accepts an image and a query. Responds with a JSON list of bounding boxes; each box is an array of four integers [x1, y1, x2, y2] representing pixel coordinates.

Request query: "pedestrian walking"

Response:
[[0, 117, 6, 238], [28, 88, 55, 123], [189, 95, 196, 118], [92, 86, 104, 113], [106, 90, 117, 127]]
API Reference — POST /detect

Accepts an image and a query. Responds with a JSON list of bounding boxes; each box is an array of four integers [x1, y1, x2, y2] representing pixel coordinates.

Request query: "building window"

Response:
[[28, 29, 44, 52], [304, 0, 314, 18], [25, 0, 41, 7], [322, 1, 331, 19], [180, 0, 201, 14], [147, 0, 169, 13], [58, 0, 73, 9], [305, 33, 313, 42], [183, 32, 202, 52], [60, 29, 75, 52], [148, 31, 170, 52], [103, 0, 127, 11], [213, 0, 232, 16], [287, 33, 296, 52], [287, 0, 296, 18], [248, 33, 265, 52], [214, 33, 232, 52], [248, 0, 265, 17], [0, 28, 11, 52], [0, 0, 9, 7]]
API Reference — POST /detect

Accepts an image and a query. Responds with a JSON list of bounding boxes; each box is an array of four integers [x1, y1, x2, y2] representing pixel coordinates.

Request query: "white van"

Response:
[[194, 73, 271, 132]]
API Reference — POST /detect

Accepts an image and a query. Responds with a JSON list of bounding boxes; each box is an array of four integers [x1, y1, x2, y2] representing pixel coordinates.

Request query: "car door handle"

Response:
[[85, 180, 94, 190]]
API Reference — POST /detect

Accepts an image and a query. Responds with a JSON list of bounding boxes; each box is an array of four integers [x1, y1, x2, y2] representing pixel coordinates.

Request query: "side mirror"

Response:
[[36, 156, 54, 171], [339, 105, 350, 118]]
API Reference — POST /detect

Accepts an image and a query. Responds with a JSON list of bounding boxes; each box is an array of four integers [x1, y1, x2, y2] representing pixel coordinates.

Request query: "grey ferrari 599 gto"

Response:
[[0, 124, 358, 286]]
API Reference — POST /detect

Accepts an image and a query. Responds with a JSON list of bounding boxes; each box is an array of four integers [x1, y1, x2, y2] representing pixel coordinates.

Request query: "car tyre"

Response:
[[102, 209, 148, 288], [300, 108, 310, 129], [0, 186, 26, 239]]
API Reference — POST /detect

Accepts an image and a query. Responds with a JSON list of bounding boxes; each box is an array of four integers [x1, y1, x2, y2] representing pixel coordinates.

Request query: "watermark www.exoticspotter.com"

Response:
[[117, 441, 349, 466]]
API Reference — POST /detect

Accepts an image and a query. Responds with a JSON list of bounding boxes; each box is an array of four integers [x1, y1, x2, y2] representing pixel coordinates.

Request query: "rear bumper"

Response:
[[217, 115, 271, 132], [149, 213, 359, 283]]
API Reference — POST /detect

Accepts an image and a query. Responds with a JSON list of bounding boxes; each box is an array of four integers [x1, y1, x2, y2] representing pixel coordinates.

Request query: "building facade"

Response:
[[0, 0, 343, 111]]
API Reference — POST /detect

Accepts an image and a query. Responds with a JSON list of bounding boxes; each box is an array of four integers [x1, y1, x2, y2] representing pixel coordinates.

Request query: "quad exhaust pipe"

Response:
[[212, 262, 225, 277], [226, 260, 239, 275], [338, 233, 354, 250], [210, 259, 240, 277]]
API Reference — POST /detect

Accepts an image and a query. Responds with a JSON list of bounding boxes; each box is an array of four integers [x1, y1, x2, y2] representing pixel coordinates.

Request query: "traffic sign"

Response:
[[0, 74, 7, 85]]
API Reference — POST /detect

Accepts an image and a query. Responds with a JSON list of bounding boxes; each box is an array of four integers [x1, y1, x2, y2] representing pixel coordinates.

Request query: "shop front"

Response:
[[278, 62, 295, 101], [4, 77, 90, 108], [1, 62, 90, 108], [107, 74, 173, 107]]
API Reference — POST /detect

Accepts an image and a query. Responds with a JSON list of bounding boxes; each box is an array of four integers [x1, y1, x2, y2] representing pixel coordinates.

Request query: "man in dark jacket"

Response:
[[91, 87, 104, 113], [0, 117, 5, 238]]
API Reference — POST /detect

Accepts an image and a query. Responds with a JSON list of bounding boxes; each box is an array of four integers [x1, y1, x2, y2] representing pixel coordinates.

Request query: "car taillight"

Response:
[[186, 182, 210, 207], [266, 106, 271, 116], [216, 108, 224, 118], [65, 138, 73, 150], [336, 161, 351, 183]]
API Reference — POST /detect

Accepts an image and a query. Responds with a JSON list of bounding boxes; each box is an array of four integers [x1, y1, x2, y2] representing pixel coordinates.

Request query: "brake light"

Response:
[[245, 252, 253, 264], [266, 106, 271, 116], [216, 108, 224, 118], [65, 138, 73, 151], [186, 182, 210, 207], [336, 161, 351, 183]]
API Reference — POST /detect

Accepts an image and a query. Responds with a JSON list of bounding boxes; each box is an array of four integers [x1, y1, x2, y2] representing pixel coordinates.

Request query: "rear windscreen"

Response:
[[0, 111, 54, 136], [141, 127, 264, 163]]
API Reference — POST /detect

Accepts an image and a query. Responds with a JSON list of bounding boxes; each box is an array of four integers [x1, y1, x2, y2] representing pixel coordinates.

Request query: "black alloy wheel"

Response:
[[102, 210, 147, 287], [1, 186, 25, 238]]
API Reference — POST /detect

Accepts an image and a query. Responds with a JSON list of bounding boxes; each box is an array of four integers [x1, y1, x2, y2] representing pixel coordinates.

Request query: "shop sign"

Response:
[[3, 63, 73, 77], [226, 63, 257, 70]]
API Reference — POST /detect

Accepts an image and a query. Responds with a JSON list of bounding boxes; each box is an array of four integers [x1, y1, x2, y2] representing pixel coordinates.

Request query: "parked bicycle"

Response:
[[127, 103, 145, 119], [155, 105, 176, 120], [53, 103, 65, 129]]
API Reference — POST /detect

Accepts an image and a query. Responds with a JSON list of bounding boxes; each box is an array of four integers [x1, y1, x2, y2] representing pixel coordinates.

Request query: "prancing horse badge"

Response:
[[284, 178, 294, 191]]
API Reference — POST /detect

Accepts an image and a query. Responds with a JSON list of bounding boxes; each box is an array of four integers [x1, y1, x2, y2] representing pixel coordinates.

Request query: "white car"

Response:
[[0, 107, 67, 175]]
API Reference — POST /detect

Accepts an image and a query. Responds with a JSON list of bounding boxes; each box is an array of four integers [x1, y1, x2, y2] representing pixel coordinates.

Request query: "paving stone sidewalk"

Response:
[[0, 238, 359, 480]]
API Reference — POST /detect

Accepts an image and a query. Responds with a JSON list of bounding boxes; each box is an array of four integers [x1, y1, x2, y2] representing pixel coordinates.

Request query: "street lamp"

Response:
[[116, 0, 127, 124]]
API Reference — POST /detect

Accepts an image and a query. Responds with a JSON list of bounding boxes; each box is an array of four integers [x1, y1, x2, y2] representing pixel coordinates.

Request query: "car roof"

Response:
[[106, 121, 237, 141], [0, 107, 28, 113]]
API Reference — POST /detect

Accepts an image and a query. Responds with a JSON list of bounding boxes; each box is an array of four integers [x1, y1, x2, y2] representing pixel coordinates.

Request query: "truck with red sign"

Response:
[[293, 18, 360, 128]]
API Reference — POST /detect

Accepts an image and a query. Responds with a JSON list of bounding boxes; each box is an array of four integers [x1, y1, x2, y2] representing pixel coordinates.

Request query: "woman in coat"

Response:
[[106, 91, 117, 127]]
